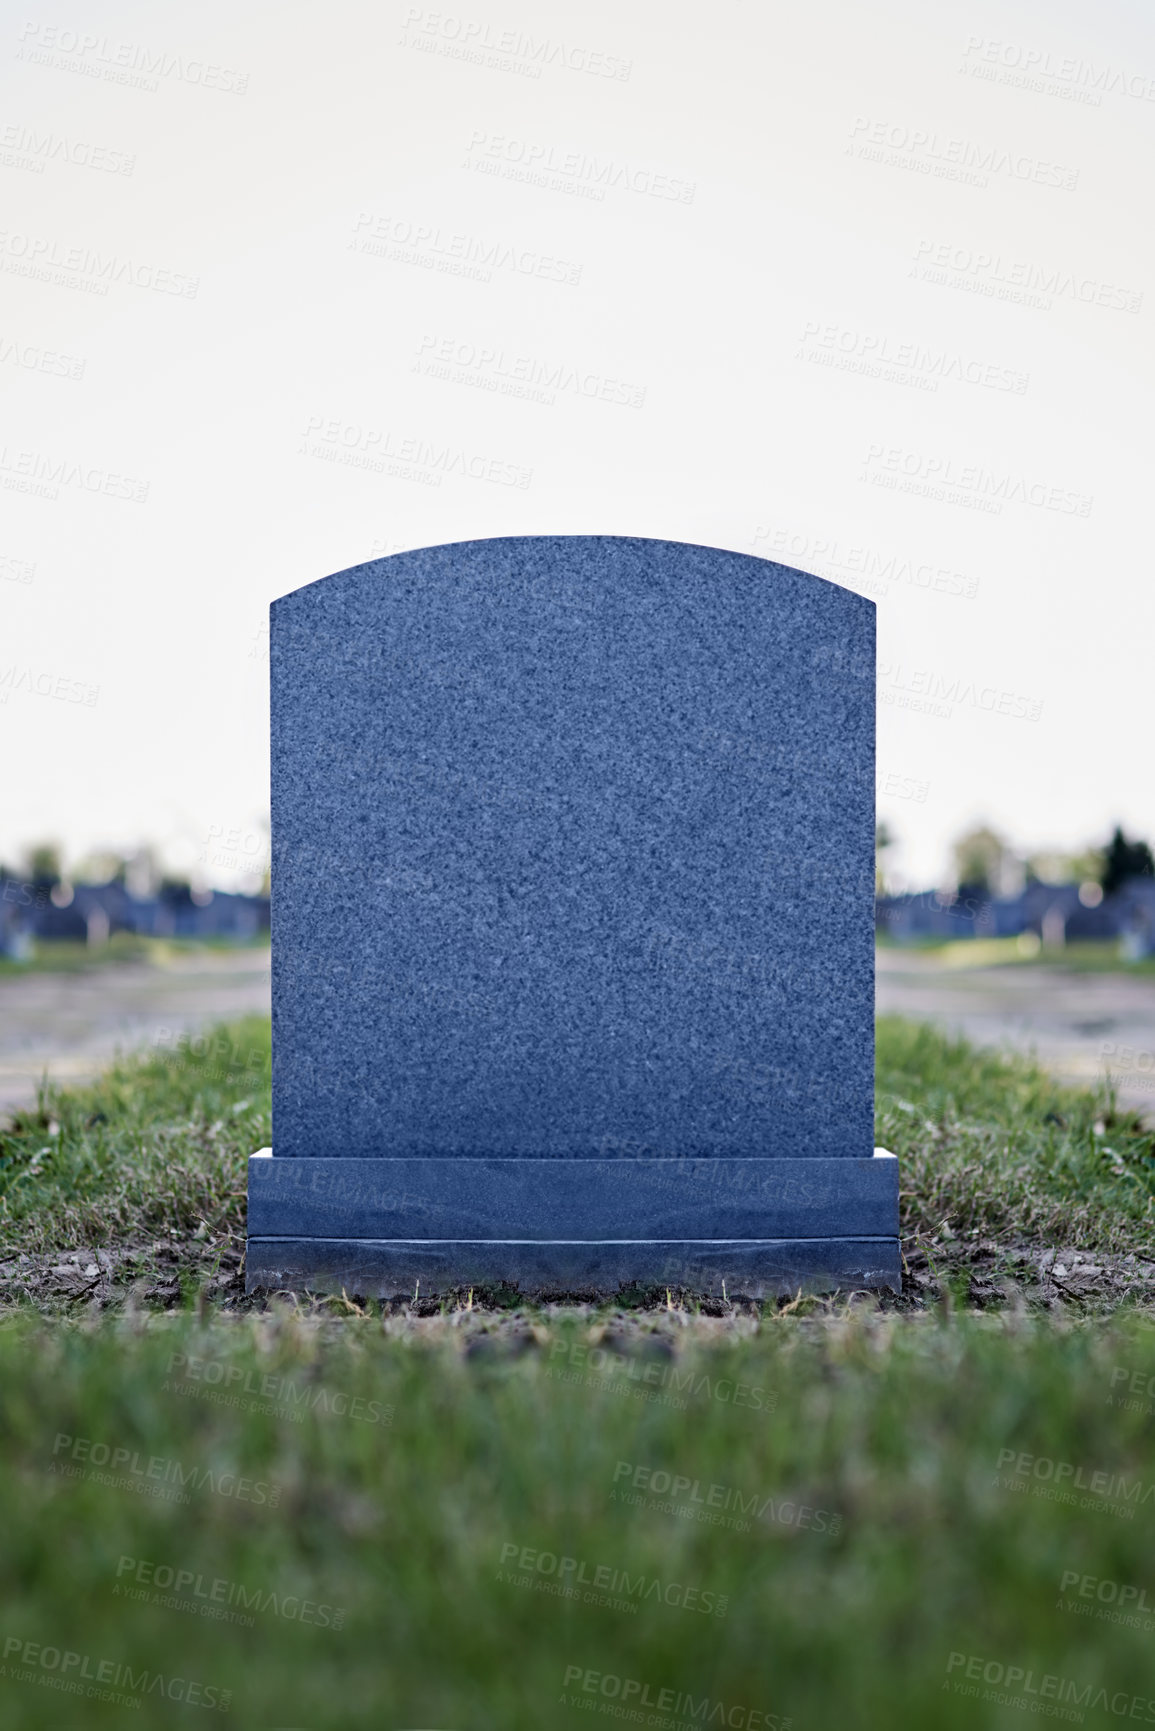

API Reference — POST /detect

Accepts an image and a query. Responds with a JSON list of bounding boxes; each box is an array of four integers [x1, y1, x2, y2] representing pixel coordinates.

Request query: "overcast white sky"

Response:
[[1, 0, 1151, 893]]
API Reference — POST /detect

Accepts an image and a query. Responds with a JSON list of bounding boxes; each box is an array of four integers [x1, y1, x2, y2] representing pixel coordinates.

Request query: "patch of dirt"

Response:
[[900, 1235, 1155, 1315], [0, 1238, 247, 1315], [3, 1232, 1154, 1327]]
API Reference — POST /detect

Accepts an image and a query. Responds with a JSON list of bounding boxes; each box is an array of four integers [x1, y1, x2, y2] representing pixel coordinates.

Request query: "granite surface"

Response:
[[270, 535, 876, 1162], [245, 1237, 902, 1300], [247, 1154, 898, 1239]]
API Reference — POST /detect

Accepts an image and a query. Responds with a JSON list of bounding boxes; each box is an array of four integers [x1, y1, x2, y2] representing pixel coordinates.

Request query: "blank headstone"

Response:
[[247, 535, 899, 1296]]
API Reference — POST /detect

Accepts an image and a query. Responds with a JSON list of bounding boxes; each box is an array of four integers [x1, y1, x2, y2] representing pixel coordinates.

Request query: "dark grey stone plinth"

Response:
[[247, 1151, 899, 1239], [250, 535, 898, 1295], [245, 1150, 900, 1295], [246, 1236, 901, 1301]]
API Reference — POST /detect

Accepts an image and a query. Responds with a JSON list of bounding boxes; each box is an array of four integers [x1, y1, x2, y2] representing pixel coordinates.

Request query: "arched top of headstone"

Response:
[[274, 533, 874, 620], [270, 535, 875, 1163]]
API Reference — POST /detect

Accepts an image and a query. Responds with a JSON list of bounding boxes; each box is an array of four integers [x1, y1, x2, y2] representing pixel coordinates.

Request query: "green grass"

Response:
[[0, 935, 270, 978], [2, 1016, 1155, 1725], [0, 1018, 270, 1258], [876, 933, 1155, 974], [3, 1307, 1155, 1726], [878, 1017, 1155, 1259], [4, 1012, 1152, 1276]]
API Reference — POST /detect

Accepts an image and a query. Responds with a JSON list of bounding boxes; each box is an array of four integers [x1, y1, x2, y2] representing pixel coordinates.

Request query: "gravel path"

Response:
[[0, 950, 271, 1118], [3, 946, 1153, 1128], [876, 949, 1155, 1119]]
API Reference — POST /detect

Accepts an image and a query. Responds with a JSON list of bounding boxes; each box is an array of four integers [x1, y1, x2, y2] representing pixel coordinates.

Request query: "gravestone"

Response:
[[247, 535, 899, 1297]]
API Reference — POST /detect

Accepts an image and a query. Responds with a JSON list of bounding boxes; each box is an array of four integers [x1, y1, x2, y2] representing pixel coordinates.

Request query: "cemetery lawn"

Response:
[[2, 1011, 1153, 1313], [1, 1019, 1155, 1724], [0, 1305, 1154, 1729]]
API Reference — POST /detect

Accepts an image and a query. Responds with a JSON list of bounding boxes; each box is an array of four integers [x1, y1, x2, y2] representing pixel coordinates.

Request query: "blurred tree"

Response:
[[1025, 845, 1104, 886], [1101, 826, 1155, 896], [73, 849, 128, 886], [951, 825, 1017, 899], [124, 846, 162, 899], [24, 842, 62, 885]]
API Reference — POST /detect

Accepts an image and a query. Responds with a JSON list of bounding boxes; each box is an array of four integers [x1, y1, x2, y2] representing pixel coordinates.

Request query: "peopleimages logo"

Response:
[[299, 415, 532, 490], [498, 1542, 729, 1617], [0, 335, 85, 379], [1, 1635, 231, 1712], [959, 35, 1155, 104], [15, 21, 249, 94], [861, 443, 1093, 517], [0, 230, 198, 298], [414, 333, 646, 408], [114, 1556, 347, 1630], [1108, 1362, 1155, 1408], [877, 770, 930, 804], [562, 1665, 792, 1730], [0, 666, 99, 706], [0, 123, 135, 175], [612, 1460, 842, 1536], [400, 7, 632, 80], [911, 238, 1142, 313], [1058, 1570, 1155, 1632], [877, 662, 1043, 723], [848, 116, 1079, 189], [164, 1351, 393, 1425], [945, 1651, 1155, 1720], [0, 446, 148, 502], [351, 210, 583, 286], [796, 321, 1029, 394], [463, 130, 696, 203], [51, 1433, 281, 1507], [752, 526, 979, 602], [993, 1447, 1155, 1517]]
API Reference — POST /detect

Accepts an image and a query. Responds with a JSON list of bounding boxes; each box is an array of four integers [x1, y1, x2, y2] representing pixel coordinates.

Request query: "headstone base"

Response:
[[245, 1236, 900, 1298], [245, 1151, 900, 1297]]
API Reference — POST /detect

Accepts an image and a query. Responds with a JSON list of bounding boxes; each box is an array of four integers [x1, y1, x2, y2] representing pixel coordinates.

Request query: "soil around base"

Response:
[[4, 1231, 1155, 1325]]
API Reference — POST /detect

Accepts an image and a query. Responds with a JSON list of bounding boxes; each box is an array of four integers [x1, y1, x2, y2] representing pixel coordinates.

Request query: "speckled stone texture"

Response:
[[252, 534, 895, 1296], [245, 1234, 900, 1301]]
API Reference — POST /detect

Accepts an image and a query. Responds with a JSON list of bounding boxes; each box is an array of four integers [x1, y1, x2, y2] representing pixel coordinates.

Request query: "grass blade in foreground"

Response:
[[1, 1312, 1155, 1726]]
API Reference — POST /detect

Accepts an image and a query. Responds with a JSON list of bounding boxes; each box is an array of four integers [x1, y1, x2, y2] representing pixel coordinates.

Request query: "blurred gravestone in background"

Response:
[[247, 535, 898, 1296]]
